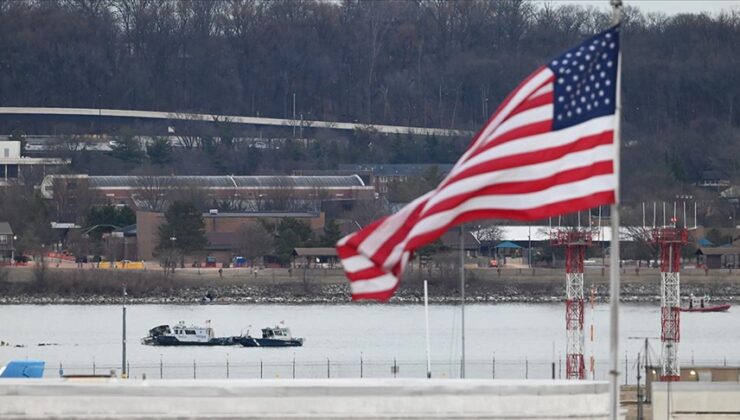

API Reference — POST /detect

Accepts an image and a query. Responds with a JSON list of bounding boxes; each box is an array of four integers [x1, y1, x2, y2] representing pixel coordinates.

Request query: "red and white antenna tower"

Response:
[[552, 229, 592, 379], [652, 221, 687, 381]]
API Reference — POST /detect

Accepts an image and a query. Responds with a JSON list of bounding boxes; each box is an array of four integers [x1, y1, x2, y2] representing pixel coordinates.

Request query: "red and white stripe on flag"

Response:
[[338, 26, 620, 301]]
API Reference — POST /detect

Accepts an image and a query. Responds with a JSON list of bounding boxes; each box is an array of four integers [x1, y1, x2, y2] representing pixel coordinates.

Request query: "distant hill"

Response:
[[0, 0, 737, 205]]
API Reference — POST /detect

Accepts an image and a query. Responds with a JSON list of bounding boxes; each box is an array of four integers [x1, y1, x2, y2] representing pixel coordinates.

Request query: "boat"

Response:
[[681, 295, 730, 313], [141, 321, 236, 346], [236, 324, 304, 347]]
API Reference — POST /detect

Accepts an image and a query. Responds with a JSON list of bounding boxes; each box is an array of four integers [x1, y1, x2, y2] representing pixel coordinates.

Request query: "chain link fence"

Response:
[[46, 356, 735, 382]]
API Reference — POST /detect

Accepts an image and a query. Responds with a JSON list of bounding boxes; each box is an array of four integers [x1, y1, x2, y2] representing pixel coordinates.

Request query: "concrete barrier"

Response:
[[653, 381, 740, 419], [0, 378, 611, 419]]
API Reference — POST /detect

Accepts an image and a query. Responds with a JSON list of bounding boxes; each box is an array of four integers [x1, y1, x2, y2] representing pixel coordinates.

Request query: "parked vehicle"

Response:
[[232, 256, 246, 267], [205, 256, 217, 268]]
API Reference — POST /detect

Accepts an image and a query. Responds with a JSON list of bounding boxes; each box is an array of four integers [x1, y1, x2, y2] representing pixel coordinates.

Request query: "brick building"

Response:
[[41, 174, 376, 224], [136, 210, 326, 263]]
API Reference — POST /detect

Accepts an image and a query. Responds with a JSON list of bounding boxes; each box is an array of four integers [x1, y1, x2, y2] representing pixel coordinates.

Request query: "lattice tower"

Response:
[[652, 226, 688, 382], [552, 230, 592, 380]]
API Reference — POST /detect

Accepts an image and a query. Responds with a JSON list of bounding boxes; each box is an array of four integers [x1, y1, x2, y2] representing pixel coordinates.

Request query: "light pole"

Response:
[[122, 282, 127, 378], [299, 113, 304, 138], [169, 236, 177, 272], [11, 235, 17, 264], [528, 224, 532, 268]]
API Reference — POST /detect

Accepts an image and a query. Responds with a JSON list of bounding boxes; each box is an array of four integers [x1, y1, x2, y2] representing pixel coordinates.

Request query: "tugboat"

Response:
[[237, 324, 304, 347], [141, 321, 236, 346], [681, 294, 730, 313]]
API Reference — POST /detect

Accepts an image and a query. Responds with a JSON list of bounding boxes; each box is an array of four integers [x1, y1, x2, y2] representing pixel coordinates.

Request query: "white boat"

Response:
[[141, 321, 235, 346], [236, 324, 304, 347]]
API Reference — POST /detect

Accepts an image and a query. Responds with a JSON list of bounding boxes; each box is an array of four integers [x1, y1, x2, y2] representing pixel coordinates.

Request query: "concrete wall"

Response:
[[0, 141, 21, 158], [653, 381, 740, 419], [0, 378, 613, 419], [679, 366, 740, 382]]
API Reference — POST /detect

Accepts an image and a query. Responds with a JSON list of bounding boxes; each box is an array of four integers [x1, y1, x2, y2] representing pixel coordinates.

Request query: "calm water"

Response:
[[0, 303, 738, 381]]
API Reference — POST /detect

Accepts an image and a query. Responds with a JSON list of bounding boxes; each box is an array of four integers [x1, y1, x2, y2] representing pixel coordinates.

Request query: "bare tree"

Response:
[[263, 177, 297, 212], [134, 175, 170, 212], [475, 222, 503, 257], [51, 181, 101, 224], [168, 178, 210, 211], [622, 226, 658, 266], [235, 222, 274, 266], [171, 113, 206, 150], [347, 197, 389, 229]]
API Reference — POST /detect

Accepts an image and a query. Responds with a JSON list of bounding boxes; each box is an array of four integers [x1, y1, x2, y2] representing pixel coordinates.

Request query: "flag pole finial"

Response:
[[610, 0, 623, 25]]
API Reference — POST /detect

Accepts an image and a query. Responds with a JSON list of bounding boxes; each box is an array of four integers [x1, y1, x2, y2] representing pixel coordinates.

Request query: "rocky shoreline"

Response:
[[1, 282, 739, 305]]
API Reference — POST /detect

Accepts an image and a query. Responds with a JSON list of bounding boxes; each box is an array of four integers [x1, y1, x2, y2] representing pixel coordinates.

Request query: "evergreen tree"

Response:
[[157, 201, 208, 254], [146, 137, 173, 164], [320, 219, 342, 246], [109, 132, 144, 163], [262, 218, 315, 265]]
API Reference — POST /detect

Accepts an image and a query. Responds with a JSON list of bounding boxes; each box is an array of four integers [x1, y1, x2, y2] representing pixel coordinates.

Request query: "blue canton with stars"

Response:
[[549, 25, 619, 130]]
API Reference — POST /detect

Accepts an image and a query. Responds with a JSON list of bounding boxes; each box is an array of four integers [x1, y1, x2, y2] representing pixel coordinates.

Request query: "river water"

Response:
[[0, 303, 738, 381]]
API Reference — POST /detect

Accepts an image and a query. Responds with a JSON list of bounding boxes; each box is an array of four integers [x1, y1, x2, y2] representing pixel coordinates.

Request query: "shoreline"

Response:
[[2, 288, 738, 305], [4, 266, 740, 305]]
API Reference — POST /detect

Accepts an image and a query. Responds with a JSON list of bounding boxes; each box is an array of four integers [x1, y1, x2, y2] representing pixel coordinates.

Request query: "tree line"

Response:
[[1, 0, 739, 229]]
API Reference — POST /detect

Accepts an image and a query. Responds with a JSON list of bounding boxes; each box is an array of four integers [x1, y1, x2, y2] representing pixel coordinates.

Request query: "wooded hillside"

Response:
[[0, 0, 738, 201]]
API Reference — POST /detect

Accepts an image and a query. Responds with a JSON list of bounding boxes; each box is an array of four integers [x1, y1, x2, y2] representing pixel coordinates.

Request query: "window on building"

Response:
[[6, 165, 18, 178], [3, 148, 8, 158], [0, 235, 6, 244]]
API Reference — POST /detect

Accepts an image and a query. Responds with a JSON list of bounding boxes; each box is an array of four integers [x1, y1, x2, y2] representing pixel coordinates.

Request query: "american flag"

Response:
[[338, 26, 620, 301]]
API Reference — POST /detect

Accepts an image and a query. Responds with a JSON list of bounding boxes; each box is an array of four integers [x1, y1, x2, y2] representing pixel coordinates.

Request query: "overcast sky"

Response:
[[536, 0, 739, 15]]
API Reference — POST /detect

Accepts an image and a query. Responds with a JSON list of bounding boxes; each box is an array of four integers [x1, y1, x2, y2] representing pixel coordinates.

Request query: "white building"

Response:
[[0, 140, 70, 186]]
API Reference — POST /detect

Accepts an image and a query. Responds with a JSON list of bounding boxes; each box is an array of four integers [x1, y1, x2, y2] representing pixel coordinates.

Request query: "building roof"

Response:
[[203, 211, 320, 218], [0, 222, 12, 235], [338, 164, 454, 177], [701, 169, 728, 180], [494, 241, 522, 249], [0, 157, 70, 165], [292, 248, 338, 257], [474, 225, 634, 242], [698, 238, 714, 247], [721, 186, 740, 199], [85, 175, 366, 189], [696, 247, 740, 256], [111, 224, 137, 237], [41, 174, 373, 200]]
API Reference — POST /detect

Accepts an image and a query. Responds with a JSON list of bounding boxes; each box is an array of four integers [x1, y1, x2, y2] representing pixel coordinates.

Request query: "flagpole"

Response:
[[424, 280, 432, 379], [609, 2, 623, 420], [460, 223, 466, 379]]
